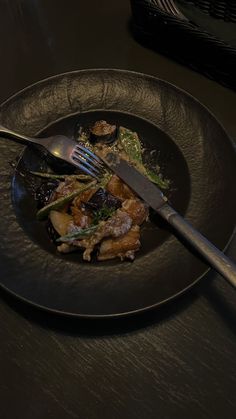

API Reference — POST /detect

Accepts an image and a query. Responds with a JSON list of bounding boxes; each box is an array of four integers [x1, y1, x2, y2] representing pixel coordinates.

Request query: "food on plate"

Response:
[[33, 120, 169, 261], [90, 120, 117, 144]]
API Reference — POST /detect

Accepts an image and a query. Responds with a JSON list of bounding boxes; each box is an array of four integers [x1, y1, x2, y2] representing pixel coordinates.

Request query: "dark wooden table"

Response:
[[0, 1, 235, 418]]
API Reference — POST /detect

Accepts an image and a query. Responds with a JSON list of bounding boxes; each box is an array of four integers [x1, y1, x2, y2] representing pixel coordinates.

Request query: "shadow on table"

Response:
[[201, 277, 236, 336], [1, 261, 236, 339], [1, 268, 235, 337], [0, 281, 201, 337]]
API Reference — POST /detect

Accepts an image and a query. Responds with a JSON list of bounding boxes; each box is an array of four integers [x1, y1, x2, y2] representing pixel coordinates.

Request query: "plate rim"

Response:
[[1, 67, 235, 150]]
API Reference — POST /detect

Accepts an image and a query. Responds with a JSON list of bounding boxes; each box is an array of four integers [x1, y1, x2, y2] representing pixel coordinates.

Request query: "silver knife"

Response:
[[100, 151, 236, 287]]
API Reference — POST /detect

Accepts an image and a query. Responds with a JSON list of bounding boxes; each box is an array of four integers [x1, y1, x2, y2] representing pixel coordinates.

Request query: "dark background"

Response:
[[0, 1, 235, 418]]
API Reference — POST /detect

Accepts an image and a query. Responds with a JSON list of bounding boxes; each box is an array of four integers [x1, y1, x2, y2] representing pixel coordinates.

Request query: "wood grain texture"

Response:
[[0, 1, 235, 418], [1, 272, 236, 419]]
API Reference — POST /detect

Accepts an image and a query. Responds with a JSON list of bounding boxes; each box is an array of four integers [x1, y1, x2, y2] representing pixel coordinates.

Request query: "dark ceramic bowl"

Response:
[[0, 69, 235, 317]]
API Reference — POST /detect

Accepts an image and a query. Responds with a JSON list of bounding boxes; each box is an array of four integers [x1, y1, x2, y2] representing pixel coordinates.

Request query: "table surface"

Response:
[[0, 1, 235, 418]]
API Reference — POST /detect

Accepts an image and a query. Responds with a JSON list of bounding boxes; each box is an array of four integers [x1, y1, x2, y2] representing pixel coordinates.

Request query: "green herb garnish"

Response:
[[56, 206, 115, 243], [30, 171, 91, 181], [119, 127, 143, 164], [92, 206, 116, 225], [118, 126, 170, 190], [57, 225, 98, 243], [145, 169, 170, 190]]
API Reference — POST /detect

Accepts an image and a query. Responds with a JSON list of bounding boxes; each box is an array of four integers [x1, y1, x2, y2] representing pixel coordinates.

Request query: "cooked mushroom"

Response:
[[86, 188, 121, 211], [90, 120, 117, 144]]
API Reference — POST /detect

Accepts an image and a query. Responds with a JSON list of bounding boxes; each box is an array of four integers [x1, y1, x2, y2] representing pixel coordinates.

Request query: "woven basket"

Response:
[[184, 0, 236, 22], [131, 0, 236, 90]]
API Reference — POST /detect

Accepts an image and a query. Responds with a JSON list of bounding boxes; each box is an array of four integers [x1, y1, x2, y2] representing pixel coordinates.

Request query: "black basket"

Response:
[[185, 0, 236, 22], [131, 0, 236, 90]]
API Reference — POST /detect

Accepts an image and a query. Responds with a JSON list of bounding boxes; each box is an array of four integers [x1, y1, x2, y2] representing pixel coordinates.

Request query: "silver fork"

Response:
[[0, 125, 103, 178], [70, 143, 236, 287]]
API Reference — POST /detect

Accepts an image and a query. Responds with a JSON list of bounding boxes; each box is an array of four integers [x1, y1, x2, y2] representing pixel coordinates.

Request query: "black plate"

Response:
[[0, 69, 235, 318]]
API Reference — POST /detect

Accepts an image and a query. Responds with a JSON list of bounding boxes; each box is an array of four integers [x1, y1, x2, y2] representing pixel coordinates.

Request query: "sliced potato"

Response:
[[49, 210, 73, 236]]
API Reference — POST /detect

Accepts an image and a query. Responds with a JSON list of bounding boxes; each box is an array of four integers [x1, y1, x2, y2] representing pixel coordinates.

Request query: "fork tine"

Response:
[[71, 158, 101, 179], [76, 144, 103, 165], [73, 149, 99, 168], [73, 151, 106, 177], [74, 146, 102, 167], [74, 144, 107, 174], [71, 143, 106, 179], [72, 154, 101, 175]]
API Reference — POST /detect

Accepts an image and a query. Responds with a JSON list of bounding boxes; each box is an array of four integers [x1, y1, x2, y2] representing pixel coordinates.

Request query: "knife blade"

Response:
[[100, 151, 168, 210]]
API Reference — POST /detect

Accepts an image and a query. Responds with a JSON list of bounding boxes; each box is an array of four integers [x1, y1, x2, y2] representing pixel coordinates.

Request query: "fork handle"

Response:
[[158, 203, 236, 287], [0, 124, 41, 145]]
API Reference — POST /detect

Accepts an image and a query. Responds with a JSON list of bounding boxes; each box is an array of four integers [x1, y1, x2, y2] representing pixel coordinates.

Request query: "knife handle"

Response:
[[158, 204, 236, 287]]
